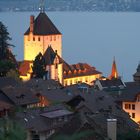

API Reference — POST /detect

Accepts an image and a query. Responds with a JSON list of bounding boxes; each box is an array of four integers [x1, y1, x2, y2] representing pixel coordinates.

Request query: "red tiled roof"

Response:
[[19, 61, 32, 76], [63, 63, 102, 79]]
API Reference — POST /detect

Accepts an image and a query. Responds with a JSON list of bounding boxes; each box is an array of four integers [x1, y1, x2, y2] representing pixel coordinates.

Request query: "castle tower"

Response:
[[109, 57, 119, 79], [24, 9, 62, 61]]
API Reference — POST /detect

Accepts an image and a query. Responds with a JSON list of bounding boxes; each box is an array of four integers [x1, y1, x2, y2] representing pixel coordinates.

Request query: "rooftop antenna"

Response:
[[39, 0, 45, 13]]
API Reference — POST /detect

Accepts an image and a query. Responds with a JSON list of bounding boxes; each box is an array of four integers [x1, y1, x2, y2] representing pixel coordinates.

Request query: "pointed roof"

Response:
[[109, 58, 119, 79], [24, 12, 61, 35], [43, 46, 57, 65], [133, 63, 140, 83]]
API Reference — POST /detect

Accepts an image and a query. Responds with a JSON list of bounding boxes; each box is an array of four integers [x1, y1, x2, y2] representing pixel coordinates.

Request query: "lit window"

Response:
[[70, 80, 72, 85], [74, 79, 77, 84], [132, 104, 135, 110], [125, 104, 131, 109], [65, 81, 67, 86], [129, 104, 131, 109], [85, 77, 88, 82], [132, 113, 135, 118]]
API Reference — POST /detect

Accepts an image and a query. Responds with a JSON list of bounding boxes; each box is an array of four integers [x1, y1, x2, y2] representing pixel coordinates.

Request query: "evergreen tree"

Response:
[[32, 52, 46, 78], [0, 21, 17, 77]]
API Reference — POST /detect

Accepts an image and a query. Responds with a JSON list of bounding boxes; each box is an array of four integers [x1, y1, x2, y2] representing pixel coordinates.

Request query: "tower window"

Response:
[[54, 36, 56, 41], [38, 37, 40, 41], [132, 104, 135, 110], [50, 36, 52, 41], [132, 113, 135, 118], [55, 64, 58, 69], [33, 37, 35, 41], [28, 36, 30, 41]]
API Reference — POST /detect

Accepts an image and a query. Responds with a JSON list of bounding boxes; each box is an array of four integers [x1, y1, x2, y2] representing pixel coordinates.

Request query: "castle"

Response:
[[19, 10, 102, 85]]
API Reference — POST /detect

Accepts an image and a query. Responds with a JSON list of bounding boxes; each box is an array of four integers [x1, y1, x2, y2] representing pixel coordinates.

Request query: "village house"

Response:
[[16, 104, 74, 140], [118, 82, 140, 124], [15, 86, 138, 140], [1, 86, 39, 109]]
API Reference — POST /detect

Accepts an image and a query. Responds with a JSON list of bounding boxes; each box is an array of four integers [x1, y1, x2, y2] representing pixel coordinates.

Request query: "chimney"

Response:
[[107, 119, 117, 140], [30, 15, 34, 33]]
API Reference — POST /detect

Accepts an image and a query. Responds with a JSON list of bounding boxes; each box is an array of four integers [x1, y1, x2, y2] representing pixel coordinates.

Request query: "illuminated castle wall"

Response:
[[20, 11, 102, 85], [24, 13, 62, 61]]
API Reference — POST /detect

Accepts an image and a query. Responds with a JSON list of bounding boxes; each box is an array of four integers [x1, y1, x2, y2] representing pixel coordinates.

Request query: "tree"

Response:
[[6, 69, 20, 81], [50, 130, 98, 140], [0, 21, 14, 60], [0, 118, 27, 140], [32, 52, 46, 78], [0, 21, 17, 77]]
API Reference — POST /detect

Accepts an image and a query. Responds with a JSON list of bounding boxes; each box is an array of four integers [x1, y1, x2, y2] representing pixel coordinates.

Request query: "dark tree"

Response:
[[32, 52, 46, 78], [0, 118, 27, 140], [0, 21, 17, 77], [0, 21, 14, 59]]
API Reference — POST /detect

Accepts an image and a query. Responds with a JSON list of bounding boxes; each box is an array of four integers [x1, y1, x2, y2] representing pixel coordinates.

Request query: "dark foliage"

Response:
[[117, 130, 140, 140], [0, 118, 27, 140], [32, 52, 46, 78], [0, 21, 17, 77]]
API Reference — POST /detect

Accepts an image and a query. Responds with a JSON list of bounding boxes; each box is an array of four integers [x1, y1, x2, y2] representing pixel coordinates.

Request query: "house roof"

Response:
[[16, 104, 72, 132], [41, 109, 73, 119], [117, 82, 140, 102], [0, 77, 19, 89], [49, 90, 138, 139], [99, 78, 125, 89], [41, 88, 74, 103], [15, 85, 138, 136], [24, 79, 62, 91], [63, 63, 102, 79], [19, 60, 32, 76], [24, 12, 61, 35], [0, 90, 14, 105], [43, 46, 57, 65], [2, 86, 39, 106]]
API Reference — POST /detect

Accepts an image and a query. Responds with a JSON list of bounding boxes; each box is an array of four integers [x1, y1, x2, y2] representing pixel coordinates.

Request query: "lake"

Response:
[[0, 11, 140, 81]]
